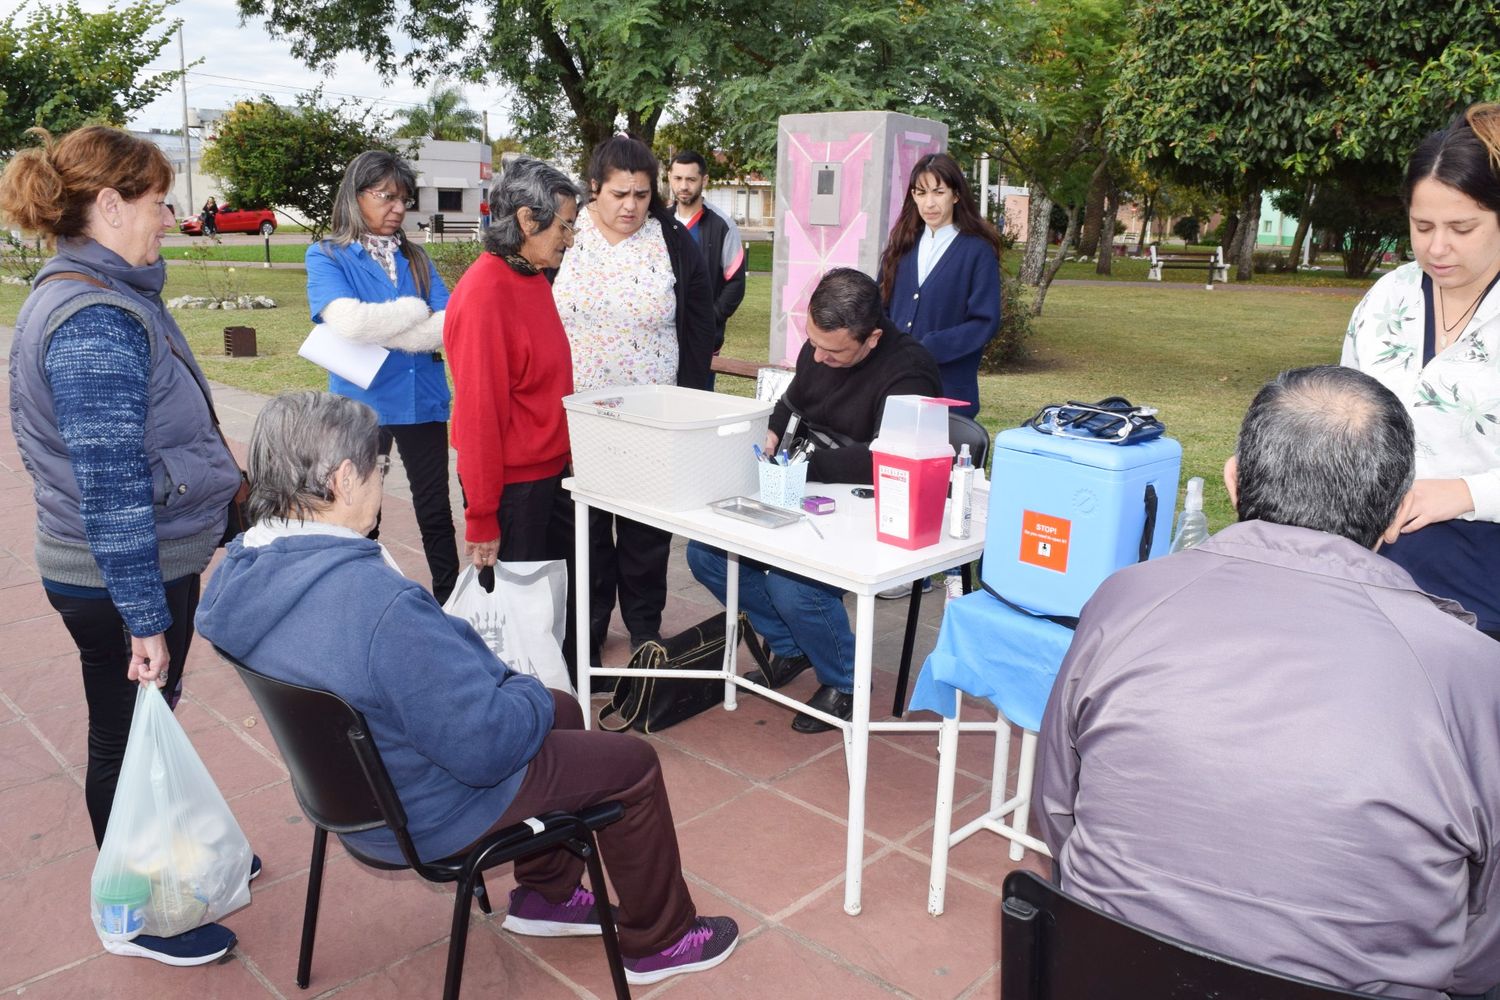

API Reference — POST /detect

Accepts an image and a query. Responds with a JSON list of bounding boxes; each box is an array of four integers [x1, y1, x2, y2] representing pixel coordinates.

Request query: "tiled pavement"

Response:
[[0, 335, 1044, 999]]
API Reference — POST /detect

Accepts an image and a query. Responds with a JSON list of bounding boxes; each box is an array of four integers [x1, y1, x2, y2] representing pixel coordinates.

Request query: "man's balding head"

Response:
[[1230, 366, 1414, 549]]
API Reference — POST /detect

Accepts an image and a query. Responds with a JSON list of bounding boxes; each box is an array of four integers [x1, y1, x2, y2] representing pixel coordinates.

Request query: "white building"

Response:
[[134, 126, 225, 220], [410, 138, 492, 232]]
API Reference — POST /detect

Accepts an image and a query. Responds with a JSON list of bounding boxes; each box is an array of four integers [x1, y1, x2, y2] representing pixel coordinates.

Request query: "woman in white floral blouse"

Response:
[[553, 134, 715, 664], [1343, 103, 1500, 640]]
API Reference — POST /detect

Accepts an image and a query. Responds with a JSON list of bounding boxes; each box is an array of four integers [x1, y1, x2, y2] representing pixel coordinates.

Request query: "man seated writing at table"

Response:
[[1037, 365, 1500, 999], [686, 268, 941, 732]]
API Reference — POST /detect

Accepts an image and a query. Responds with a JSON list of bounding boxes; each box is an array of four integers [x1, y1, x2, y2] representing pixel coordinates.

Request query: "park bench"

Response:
[[711, 356, 794, 401], [417, 217, 481, 243], [1147, 245, 1229, 288]]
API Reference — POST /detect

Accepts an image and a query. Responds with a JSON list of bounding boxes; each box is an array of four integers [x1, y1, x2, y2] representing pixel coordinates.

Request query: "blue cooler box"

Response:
[[984, 427, 1182, 618]]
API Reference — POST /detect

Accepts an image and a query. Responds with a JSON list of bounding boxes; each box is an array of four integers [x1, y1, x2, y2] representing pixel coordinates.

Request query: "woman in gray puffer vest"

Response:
[[1, 126, 243, 966]]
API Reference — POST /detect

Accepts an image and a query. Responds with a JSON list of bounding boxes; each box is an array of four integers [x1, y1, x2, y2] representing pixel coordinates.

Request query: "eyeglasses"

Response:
[[557, 217, 578, 236], [1025, 401, 1163, 444], [375, 455, 391, 479], [362, 189, 416, 209]]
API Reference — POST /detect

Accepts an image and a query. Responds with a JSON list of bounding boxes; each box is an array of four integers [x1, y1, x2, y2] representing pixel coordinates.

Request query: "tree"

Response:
[[993, 0, 1136, 314], [240, 0, 713, 166], [709, 0, 1018, 171], [394, 82, 482, 142], [1110, 0, 1500, 281], [1277, 173, 1405, 278], [1172, 215, 1200, 244], [0, 0, 182, 156], [241, 0, 1019, 170], [202, 92, 400, 238]]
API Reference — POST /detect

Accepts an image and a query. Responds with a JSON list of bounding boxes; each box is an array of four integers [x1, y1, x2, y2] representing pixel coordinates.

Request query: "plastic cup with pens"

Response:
[[758, 458, 809, 510]]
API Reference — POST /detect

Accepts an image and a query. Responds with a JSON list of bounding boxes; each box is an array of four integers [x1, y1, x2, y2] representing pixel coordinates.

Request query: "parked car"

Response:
[[180, 205, 277, 236]]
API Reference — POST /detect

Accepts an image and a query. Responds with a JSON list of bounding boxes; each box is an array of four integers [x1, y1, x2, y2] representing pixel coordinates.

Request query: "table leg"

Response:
[[843, 591, 875, 916], [574, 498, 592, 730], [928, 688, 963, 916], [723, 551, 740, 711]]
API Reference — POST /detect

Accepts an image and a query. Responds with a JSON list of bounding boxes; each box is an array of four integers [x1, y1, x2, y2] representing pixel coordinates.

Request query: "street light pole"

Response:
[[178, 25, 194, 213]]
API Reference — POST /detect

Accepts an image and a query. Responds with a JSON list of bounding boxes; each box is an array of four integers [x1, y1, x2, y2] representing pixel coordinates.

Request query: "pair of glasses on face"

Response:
[[1026, 402, 1162, 443], [363, 189, 415, 209], [556, 217, 578, 236]]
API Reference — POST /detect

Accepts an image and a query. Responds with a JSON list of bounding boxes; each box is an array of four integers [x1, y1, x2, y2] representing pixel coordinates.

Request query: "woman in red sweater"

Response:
[[443, 158, 581, 664]]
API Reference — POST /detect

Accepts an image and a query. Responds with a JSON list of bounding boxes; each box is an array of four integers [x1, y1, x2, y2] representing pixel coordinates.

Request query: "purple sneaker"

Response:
[[501, 885, 603, 937], [623, 916, 739, 985]]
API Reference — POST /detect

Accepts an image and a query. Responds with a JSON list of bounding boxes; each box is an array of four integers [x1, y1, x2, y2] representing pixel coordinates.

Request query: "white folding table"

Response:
[[569, 479, 1001, 915]]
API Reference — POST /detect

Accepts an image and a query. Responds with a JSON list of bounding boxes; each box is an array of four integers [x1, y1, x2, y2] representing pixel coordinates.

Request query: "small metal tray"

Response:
[[708, 495, 802, 529]]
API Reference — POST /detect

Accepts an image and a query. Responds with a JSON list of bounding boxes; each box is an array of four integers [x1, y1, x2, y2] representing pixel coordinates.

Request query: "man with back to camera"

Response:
[[685, 268, 941, 732], [668, 151, 746, 382], [1036, 365, 1500, 999]]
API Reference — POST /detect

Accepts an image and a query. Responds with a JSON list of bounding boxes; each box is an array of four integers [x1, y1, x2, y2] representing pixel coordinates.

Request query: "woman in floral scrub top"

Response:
[[1344, 103, 1500, 640], [553, 134, 715, 665]]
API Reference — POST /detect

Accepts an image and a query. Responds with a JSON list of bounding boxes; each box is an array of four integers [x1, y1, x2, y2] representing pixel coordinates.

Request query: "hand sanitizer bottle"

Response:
[[948, 444, 974, 540], [1169, 476, 1210, 553]]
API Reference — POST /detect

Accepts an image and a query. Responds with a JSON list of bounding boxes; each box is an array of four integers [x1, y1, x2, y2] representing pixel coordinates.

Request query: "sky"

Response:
[[2, 0, 516, 136]]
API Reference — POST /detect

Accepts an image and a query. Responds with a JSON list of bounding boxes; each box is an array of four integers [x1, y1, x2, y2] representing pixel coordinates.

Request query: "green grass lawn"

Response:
[[721, 275, 1357, 529], [1030, 254, 1384, 290], [2, 265, 1358, 530], [159, 243, 313, 264]]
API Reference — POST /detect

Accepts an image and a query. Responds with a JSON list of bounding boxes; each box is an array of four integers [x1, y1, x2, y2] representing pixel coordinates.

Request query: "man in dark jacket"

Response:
[[687, 268, 942, 732], [668, 151, 747, 365]]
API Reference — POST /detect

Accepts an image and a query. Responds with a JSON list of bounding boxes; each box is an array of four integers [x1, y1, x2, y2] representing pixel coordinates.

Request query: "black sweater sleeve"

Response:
[[661, 210, 716, 391]]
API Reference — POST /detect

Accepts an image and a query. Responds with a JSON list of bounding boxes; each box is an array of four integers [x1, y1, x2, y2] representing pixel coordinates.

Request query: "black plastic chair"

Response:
[[216, 647, 631, 1000], [891, 412, 991, 716], [1000, 871, 1378, 999]]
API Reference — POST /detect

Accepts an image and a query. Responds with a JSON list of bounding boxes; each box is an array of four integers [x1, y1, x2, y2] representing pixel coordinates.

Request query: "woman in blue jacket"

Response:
[[878, 152, 1002, 419], [305, 151, 459, 602]]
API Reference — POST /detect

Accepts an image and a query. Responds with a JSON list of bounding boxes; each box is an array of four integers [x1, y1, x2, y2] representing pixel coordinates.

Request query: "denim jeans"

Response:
[[685, 541, 853, 693], [45, 574, 200, 847]]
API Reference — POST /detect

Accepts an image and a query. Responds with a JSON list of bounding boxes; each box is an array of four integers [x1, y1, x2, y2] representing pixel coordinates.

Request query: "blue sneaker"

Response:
[[104, 922, 237, 966], [249, 854, 262, 881]]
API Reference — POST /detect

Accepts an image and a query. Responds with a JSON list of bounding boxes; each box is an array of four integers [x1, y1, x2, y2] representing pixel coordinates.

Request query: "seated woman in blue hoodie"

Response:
[[195, 391, 737, 987]]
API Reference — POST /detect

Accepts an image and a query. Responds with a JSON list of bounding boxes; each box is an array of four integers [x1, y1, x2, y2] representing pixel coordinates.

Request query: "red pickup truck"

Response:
[[180, 205, 278, 236]]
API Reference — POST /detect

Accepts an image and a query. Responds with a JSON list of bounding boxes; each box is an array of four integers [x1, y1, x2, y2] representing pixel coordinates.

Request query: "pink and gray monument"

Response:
[[769, 111, 948, 363]]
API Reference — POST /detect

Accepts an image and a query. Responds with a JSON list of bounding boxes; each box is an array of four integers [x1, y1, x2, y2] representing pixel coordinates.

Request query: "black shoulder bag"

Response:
[[599, 612, 772, 734]]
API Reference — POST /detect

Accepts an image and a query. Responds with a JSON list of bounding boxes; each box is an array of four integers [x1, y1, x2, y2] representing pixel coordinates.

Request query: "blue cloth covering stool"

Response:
[[911, 590, 1074, 915]]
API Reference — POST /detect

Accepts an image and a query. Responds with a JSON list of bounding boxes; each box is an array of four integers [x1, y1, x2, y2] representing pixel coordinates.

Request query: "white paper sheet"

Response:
[[297, 325, 389, 389]]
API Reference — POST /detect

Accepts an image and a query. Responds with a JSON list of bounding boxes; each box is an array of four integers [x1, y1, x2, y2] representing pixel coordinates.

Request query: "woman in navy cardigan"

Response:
[[879, 153, 1002, 419]]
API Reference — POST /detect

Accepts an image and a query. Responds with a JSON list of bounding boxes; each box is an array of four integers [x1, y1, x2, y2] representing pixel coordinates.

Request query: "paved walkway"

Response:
[[0, 335, 1037, 999]]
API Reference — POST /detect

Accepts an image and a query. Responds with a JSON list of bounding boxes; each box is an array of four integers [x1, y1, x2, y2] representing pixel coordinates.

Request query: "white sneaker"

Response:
[[877, 578, 932, 600]]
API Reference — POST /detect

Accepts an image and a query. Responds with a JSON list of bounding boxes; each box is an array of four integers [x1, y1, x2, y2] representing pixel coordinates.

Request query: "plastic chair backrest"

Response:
[[949, 412, 990, 470], [218, 647, 409, 841], [1000, 871, 1377, 999]]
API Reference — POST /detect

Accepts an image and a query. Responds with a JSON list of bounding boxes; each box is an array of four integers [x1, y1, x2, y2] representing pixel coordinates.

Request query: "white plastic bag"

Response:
[[90, 684, 252, 945], [443, 561, 574, 695]]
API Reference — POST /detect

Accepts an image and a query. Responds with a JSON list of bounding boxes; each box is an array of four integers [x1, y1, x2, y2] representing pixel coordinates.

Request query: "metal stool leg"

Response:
[[928, 689, 963, 916], [1008, 730, 1040, 862]]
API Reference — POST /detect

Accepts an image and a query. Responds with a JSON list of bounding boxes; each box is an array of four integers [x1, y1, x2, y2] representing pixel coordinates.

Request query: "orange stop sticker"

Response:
[[1018, 510, 1071, 573]]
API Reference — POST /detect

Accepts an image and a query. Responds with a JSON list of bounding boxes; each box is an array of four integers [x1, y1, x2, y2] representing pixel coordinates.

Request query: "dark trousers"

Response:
[[376, 422, 459, 604], [473, 691, 696, 957], [46, 575, 201, 847], [494, 472, 577, 679], [588, 509, 670, 655]]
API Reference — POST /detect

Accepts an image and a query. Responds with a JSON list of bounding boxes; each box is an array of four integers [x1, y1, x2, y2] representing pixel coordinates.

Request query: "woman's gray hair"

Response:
[[483, 157, 580, 257], [246, 391, 381, 524], [325, 149, 433, 298]]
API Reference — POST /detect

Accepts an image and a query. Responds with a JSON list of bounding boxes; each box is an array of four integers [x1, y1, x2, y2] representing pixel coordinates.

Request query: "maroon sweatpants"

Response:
[[476, 691, 697, 956]]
